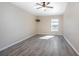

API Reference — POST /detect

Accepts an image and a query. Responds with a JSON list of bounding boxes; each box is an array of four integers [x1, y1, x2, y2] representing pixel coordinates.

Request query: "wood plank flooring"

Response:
[[0, 34, 78, 56]]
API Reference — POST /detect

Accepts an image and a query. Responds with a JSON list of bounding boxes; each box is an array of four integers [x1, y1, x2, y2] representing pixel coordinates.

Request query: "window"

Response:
[[51, 19, 59, 31]]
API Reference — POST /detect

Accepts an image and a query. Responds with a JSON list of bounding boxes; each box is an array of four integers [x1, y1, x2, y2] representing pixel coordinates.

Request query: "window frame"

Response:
[[51, 19, 59, 32]]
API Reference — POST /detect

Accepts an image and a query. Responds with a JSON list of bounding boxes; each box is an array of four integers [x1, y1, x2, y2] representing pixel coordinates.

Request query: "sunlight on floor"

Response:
[[39, 35, 55, 40]]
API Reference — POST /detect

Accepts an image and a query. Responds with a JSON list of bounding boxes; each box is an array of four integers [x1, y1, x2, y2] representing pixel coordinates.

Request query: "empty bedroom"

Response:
[[0, 2, 79, 56]]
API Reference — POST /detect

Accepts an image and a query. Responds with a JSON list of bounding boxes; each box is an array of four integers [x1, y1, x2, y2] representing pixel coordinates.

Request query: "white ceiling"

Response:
[[11, 2, 67, 16]]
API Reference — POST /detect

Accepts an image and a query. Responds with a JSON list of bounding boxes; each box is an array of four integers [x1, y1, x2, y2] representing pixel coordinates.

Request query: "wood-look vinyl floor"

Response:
[[0, 35, 78, 56]]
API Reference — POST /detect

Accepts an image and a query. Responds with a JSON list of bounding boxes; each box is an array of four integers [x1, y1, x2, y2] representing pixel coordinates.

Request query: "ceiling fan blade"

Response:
[[47, 2, 50, 5], [36, 7, 42, 9], [46, 6, 53, 8], [36, 3, 42, 6]]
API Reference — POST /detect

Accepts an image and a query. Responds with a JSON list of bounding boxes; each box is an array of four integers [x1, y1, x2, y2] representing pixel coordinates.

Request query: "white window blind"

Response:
[[51, 19, 59, 31]]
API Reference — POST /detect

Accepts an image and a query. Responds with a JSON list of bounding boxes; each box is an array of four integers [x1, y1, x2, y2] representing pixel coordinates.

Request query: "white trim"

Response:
[[37, 33, 63, 35], [63, 35, 79, 55], [0, 33, 36, 52]]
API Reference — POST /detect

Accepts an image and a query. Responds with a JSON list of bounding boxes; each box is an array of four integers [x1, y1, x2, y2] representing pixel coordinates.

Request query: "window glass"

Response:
[[51, 19, 59, 31]]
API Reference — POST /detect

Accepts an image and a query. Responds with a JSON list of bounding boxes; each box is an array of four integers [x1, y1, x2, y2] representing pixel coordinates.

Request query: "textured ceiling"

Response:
[[11, 2, 67, 16]]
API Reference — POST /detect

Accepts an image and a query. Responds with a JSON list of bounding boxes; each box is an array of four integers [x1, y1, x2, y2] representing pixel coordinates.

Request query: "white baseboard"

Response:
[[63, 35, 79, 55], [0, 33, 36, 52], [37, 33, 63, 35]]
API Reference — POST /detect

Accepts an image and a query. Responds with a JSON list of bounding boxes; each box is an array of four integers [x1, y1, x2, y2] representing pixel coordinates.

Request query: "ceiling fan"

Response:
[[36, 2, 53, 11]]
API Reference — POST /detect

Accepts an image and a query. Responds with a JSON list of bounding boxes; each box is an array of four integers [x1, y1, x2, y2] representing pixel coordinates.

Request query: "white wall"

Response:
[[64, 2, 79, 54], [37, 16, 63, 35], [0, 3, 36, 51]]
